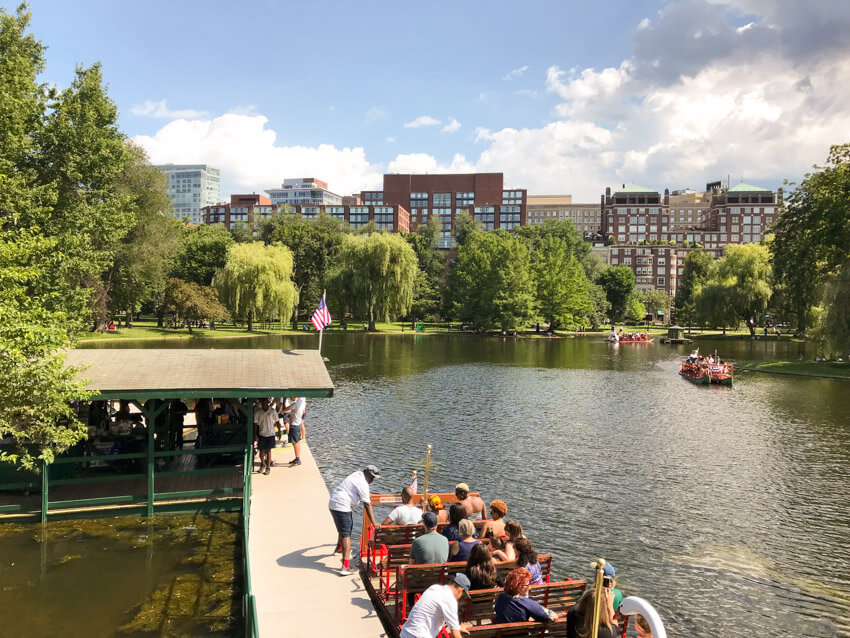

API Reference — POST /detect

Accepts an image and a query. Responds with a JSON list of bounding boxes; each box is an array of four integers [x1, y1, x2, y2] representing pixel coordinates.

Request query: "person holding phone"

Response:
[[602, 563, 623, 613]]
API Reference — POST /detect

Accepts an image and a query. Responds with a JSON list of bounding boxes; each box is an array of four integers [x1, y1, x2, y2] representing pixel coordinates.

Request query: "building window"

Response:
[[433, 192, 451, 206], [657, 277, 665, 286]]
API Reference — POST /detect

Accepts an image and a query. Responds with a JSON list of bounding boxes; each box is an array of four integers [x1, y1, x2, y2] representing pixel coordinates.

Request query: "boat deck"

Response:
[[248, 441, 387, 637]]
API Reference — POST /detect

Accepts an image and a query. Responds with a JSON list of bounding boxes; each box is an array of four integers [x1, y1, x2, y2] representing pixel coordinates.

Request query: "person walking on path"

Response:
[[255, 399, 278, 475], [400, 572, 471, 638], [328, 465, 381, 576], [283, 397, 306, 466]]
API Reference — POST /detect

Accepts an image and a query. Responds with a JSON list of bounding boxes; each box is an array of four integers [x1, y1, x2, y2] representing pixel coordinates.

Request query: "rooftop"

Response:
[[615, 184, 657, 194], [728, 183, 771, 193], [65, 349, 334, 400]]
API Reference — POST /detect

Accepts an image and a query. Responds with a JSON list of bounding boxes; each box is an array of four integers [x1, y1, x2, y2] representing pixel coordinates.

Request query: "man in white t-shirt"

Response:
[[328, 465, 380, 576], [400, 573, 471, 638], [254, 399, 278, 475], [382, 486, 423, 525], [283, 397, 306, 466]]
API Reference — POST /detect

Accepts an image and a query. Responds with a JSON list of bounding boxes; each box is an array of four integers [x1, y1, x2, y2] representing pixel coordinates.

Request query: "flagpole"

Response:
[[317, 288, 326, 355], [423, 445, 432, 512]]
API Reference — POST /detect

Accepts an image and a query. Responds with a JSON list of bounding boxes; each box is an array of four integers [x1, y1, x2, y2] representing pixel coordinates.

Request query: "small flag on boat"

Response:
[[408, 471, 418, 494], [311, 293, 332, 331]]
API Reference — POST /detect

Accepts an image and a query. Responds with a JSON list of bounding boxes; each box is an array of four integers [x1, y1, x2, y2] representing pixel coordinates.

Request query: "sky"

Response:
[[17, 0, 850, 201]]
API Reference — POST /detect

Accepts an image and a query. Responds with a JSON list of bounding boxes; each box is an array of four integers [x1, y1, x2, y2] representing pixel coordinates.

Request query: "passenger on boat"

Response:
[[399, 572, 471, 638], [464, 542, 502, 590], [601, 563, 623, 612], [410, 512, 449, 565], [450, 519, 479, 562], [455, 482, 486, 520], [382, 486, 423, 525], [635, 614, 653, 638], [428, 495, 449, 524], [441, 504, 472, 553], [494, 567, 560, 624], [481, 499, 508, 539], [566, 588, 619, 638], [328, 465, 381, 576], [491, 520, 524, 562], [513, 538, 543, 585]]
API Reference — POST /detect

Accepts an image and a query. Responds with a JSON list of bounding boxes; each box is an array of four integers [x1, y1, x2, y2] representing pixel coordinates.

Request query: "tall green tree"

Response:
[[673, 247, 714, 327], [171, 223, 234, 286], [531, 235, 594, 330], [639, 289, 672, 323], [162, 278, 228, 333], [402, 216, 447, 321], [260, 212, 347, 326], [327, 232, 418, 331], [772, 143, 850, 335], [448, 231, 536, 330], [212, 242, 299, 331], [453, 210, 481, 247], [596, 265, 637, 323], [813, 261, 850, 356]]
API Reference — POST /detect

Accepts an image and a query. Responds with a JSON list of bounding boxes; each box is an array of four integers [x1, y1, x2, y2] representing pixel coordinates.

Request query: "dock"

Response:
[[248, 441, 387, 637]]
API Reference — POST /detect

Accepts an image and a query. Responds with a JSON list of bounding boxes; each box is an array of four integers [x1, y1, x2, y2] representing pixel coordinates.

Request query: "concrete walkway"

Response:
[[248, 441, 387, 638]]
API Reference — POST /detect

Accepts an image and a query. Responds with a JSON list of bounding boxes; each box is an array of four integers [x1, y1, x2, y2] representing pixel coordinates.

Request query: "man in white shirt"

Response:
[[400, 573, 470, 638], [382, 487, 423, 525], [283, 397, 306, 466], [328, 465, 380, 576], [255, 399, 278, 475]]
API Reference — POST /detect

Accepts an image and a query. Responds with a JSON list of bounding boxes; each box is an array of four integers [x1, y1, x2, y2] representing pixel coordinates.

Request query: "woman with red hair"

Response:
[[494, 568, 560, 624]]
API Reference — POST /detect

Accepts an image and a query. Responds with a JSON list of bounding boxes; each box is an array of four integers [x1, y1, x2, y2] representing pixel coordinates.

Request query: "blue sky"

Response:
[[17, 0, 850, 200]]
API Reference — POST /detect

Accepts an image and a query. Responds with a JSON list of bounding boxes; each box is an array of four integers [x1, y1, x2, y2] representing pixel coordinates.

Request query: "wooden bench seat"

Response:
[[460, 580, 587, 626], [463, 619, 567, 637]]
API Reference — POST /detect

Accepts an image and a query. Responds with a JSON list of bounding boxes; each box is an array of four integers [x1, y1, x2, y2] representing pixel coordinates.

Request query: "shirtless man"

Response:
[[455, 483, 486, 520]]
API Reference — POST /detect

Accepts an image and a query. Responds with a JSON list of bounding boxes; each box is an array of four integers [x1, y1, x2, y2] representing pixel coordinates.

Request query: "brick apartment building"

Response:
[[362, 172, 527, 247], [526, 195, 601, 237]]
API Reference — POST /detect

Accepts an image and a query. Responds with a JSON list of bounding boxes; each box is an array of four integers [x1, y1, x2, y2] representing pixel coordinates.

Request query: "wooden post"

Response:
[[422, 445, 432, 511], [591, 558, 606, 638], [41, 458, 48, 524]]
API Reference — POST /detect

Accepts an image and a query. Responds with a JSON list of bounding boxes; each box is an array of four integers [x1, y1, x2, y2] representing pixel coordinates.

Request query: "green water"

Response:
[[0, 513, 241, 638]]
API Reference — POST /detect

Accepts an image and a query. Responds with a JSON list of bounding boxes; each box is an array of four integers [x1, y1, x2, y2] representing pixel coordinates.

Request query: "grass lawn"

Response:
[[737, 359, 850, 379]]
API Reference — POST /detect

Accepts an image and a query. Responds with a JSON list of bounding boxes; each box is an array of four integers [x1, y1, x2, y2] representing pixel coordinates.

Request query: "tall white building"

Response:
[[265, 177, 342, 207], [155, 164, 221, 224]]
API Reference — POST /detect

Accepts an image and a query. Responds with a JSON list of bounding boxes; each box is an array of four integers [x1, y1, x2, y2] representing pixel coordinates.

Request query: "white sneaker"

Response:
[[338, 566, 354, 576]]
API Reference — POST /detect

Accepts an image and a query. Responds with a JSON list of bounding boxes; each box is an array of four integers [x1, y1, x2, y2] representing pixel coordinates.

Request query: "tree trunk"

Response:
[[157, 308, 165, 328], [247, 310, 253, 332], [291, 304, 299, 330]]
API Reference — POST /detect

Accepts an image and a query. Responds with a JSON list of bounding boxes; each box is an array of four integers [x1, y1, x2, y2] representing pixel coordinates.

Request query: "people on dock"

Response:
[[428, 495, 449, 523], [481, 499, 508, 539], [513, 538, 543, 585], [255, 399, 278, 475], [328, 465, 380, 576], [283, 397, 306, 466], [455, 482, 486, 520], [450, 519, 479, 562], [465, 542, 502, 590], [382, 486, 423, 525], [567, 588, 619, 638], [410, 511, 449, 565], [399, 572, 471, 638], [495, 567, 560, 624]]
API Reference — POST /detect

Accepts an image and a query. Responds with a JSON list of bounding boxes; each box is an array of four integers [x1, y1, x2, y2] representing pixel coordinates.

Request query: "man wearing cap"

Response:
[[328, 465, 380, 576], [400, 572, 471, 638], [455, 483, 486, 520], [409, 511, 449, 565], [603, 563, 624, 612]]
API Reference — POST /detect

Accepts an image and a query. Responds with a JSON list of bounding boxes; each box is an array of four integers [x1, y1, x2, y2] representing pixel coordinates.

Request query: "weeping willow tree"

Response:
[[328, 233, 418, 331], [212, 242, 298, 331]]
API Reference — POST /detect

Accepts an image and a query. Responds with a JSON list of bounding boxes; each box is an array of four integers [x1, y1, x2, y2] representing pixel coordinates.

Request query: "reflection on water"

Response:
[[84, 333, 850, 636]]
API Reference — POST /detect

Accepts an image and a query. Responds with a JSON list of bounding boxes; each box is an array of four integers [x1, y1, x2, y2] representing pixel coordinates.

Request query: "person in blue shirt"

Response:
[[494, 568, 560, 624]]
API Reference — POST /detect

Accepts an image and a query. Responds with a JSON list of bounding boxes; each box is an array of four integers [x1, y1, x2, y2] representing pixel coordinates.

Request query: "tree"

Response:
[[448, 231, 536, 330], [695, 243, 772, 337], [813, 262, 850, 356], [531, 235, 594, 330], [596, 265, 637, 323], [673, 247, 714, 327], [162, 278, 228, 333], [171, 223, 234, 287], [625, 294, 647, 324], [260, 212, 346, 326], [694, 277, 739, 335], [772, 143, 850, 335], [452, 210, 481, 246], [105, 142, 181, 326], [212, 242, 299, 331], [327, 233, 418, 331], [639, 289, 671, 323], [402, 216, 447, 321]]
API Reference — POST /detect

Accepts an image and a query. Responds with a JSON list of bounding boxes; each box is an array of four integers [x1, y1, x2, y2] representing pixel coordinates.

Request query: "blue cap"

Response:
[[603, 563, 616, 578], [422, 511, 438, 528], [452, 572, 471, 596]]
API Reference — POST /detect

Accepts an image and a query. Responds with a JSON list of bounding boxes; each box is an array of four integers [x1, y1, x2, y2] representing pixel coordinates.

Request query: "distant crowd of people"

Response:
[[326, 472, 653, 638]]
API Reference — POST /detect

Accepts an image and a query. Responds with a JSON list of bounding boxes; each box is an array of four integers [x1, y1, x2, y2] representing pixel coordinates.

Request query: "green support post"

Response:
[[41, 458, 48, 523], [137, 399, 168, 517]]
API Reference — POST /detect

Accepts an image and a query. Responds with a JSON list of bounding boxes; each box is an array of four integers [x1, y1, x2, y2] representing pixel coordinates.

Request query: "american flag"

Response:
[[310, 293, 332, 331]]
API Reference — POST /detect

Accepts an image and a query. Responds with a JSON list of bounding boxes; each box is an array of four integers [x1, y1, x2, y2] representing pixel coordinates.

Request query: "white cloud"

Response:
[[134, 113, 383, 196], [386, 136, 396, 143], [130, 99, 208, 119], [404, 115, 441, 128], [366, 107, 386, 121], [503, 65, 529, 81], [387, 153, 474, 175], [442, 118, 461, 133], [638, 17, 651, 30]]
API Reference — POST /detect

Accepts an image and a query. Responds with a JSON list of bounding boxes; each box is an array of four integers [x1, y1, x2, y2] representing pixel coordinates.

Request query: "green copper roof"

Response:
[[728, 183, 770, 193], [615, 184, 657, 194]]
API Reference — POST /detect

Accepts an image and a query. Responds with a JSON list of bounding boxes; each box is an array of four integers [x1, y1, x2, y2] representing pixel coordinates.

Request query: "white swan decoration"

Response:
[[618, 596, 667, 638]]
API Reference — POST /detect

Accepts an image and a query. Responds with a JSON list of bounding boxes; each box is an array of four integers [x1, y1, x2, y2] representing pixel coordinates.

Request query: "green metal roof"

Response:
[[728, 183, 770, 193], [65, 349, 335, 400], [615, 184, 657, 194]]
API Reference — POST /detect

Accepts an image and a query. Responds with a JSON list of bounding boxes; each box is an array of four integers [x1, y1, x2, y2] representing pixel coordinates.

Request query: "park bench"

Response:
[[394, 554, 552, 625], [461, 619, 567, 637], [459, 579, 587, 626]]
